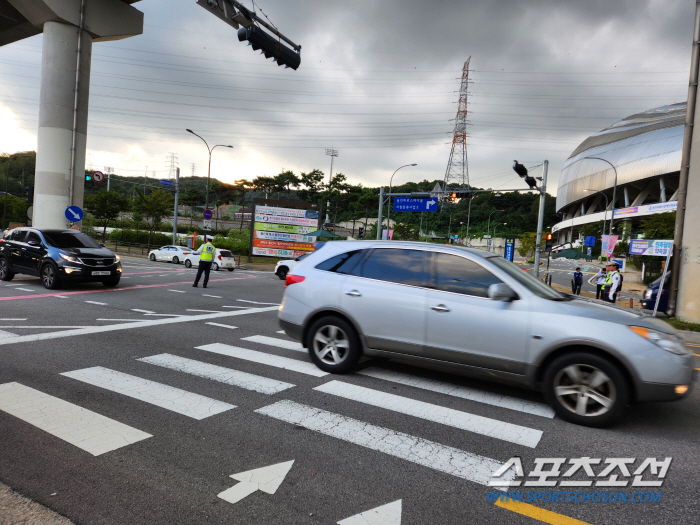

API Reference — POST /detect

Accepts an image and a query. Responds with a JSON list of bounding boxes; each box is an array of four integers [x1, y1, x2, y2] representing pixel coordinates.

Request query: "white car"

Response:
[[184, 248, 236, 271], [148, 245, 192, 264], [274, 252, 311, 280]]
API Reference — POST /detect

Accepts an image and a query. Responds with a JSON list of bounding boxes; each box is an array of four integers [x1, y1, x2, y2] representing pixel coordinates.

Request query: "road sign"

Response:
[[203, 219, 212, 230], [65, 206, 84, 222], [504, 238, 515, 262], [27, 206, 33, 220], [203, 209, 213, 220], [92, 171, 104, 183], [159, 179, 173, 187], [218, 460, 294, 505], [584, 235, 596, 247], [393, 197, 437, 212]]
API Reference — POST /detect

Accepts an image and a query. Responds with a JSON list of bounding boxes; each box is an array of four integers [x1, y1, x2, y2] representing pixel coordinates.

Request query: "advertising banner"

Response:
[[256, 205, 318, 219], [254, 231, 314, 243], [254, 222, 316, 234], [613, 201, 677, 218], [605, 235, 619, 257], [253, 239, 316, 252], [255, 214, 318, 227], [629, 239, 673, 256], [504, 238, 515, 262], [252, 247, 308, 258]]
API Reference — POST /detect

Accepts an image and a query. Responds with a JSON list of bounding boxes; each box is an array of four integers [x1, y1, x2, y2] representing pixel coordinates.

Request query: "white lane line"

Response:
[[0, 326, 91, 329], [222, 306, 248, 309], [131, 308, 156, 314], [84, 301, 108, 306], [61, 367, 235, 420], [205, 322, 238, 330], [144, 314, 184, 317], [14, 288, 34, 292], [256, 400, 513, 486], [0, 318, 28, 321], [314, 381, 542, 448], [276, 330, 285, 334], [241, 335, 304, 353], [0, 329, 18, 339], [358, 368, 555, 418], [203, 294, 223, 298], [168, 290, 186, 293], [139, 354, 295, 395], [187, 309, 223, 313], [0, 306, 280, 346], [0, 382, 152, 456], [95, 318, 142, 322], [122, 277, 131, 279], [196, 343, 328, 377], [3, 284, 23, 287], [54, 295, 69, 299], [237, 300, 280, 305]]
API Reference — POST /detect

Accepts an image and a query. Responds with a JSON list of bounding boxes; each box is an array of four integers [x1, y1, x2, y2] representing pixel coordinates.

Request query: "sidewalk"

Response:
[[0, 482, 74, 525]]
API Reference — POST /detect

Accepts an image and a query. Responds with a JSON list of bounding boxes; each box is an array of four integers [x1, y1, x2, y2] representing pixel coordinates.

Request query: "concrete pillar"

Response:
[[33, 21, 92, 228]]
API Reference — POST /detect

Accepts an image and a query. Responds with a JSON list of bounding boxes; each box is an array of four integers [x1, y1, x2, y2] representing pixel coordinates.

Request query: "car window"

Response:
[[357, 248, 429, 287], [488, 256, 564, 300], [25, 232, 42, 245], [11, 230, 27, 242], [435, 252, 503, 297], [42, 232, 101, 249], [315, 249, 365, 274], [219, 250, 233, 258]]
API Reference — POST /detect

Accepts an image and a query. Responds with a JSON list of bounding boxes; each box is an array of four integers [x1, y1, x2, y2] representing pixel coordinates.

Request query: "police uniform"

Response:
[[601, 268, 621, 303], [193, 239, 215, 288]]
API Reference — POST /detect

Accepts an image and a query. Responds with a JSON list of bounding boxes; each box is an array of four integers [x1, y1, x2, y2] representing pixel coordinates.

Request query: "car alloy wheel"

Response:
[[172, 256, 179, 264], [306, 316, 361, 373], [185, 260, 192, 268], [543, 352, 628, 427], [212, 262, 219, 271], [150, 253, 156, 261], [277, 267, 288, 280], [0, 257, 13, 281], [41, 263, 61, 290]]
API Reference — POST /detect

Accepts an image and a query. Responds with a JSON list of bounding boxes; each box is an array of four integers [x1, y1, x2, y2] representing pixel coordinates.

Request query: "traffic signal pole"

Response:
[[533, 160, 549, 279]]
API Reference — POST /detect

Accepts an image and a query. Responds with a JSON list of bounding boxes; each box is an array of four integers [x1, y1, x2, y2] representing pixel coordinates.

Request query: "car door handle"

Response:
[[345, 290, 362, 297], [430, 304, 450, 312]]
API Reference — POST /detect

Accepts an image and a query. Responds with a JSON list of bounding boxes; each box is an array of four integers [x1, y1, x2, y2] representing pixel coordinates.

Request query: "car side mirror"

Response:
[[27, 240, 39, 247], [100, 243, 105, 247], [488, 283, 517, 302]]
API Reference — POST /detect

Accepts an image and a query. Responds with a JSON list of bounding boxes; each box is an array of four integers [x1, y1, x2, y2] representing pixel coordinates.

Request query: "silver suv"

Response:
[[278, 241, 694, 427]]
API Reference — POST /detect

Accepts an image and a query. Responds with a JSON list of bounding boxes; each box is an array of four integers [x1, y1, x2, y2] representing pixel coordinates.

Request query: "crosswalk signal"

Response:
[[545, 233, 554, 252]]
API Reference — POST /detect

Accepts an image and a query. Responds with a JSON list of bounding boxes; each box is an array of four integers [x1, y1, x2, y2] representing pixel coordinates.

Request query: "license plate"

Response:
[[92, 271, 110, 276]]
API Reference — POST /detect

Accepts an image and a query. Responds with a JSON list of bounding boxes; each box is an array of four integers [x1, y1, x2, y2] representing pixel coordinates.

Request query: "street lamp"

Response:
[[186, 129, 233, 212], [386, 163, 417, 238], [487, 209, 504, 251], [584, 189, 609, 241], [584, 156, 618, 237]]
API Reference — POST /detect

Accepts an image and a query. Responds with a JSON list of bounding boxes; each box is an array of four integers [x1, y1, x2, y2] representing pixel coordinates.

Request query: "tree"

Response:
[[518, 232, 537, 257], [181, 188, 204, 227], [393, 222, 419, 241], [252, 175, 278, 199], [297, 169, 325, 203], [640, 211, 676, 239], [84, 191, 129, 241], [132, 189, 174, 245], [274, 170, 301, 199], [326, 173, 351, 224]]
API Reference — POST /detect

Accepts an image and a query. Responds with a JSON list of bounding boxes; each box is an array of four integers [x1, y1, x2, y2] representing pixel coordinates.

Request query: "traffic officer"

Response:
[[601, 262, 621, 303], [193, 235, 215, 288]]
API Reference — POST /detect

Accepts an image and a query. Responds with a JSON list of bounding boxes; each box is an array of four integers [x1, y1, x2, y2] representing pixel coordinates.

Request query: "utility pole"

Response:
[[534, 161, 549, 279], [325, 148, 338, 224], [173, 167, 180, 243], [376, 187, 384, 240]]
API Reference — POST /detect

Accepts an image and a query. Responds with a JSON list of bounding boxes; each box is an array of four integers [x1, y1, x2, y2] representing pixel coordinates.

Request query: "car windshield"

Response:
[[488, 256, 567, 300], [219, 250, 233, 257], [43, 232, 101, 249]]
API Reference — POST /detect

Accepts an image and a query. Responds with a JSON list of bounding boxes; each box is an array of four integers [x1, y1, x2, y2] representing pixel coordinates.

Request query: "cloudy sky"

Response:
[[0, 0, 693, 195]]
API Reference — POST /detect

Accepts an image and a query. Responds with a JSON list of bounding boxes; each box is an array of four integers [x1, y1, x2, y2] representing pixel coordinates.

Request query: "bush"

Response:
[[190, 229, 250, 255], [108, 229, 172, 246]]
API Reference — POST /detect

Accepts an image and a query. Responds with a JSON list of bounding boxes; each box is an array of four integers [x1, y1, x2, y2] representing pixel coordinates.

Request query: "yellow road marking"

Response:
[[694, 354, 700, 357], [495, 499, 593, 525], [695, 368, 700, 371], [686, 343, 700, 348]]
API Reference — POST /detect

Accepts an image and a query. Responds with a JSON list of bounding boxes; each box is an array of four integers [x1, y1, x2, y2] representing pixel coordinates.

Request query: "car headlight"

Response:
[[629, 326, 688, 355], [114, 254, 120, 263], [60, 253, 79, 263], [644, 289, 653, 299]]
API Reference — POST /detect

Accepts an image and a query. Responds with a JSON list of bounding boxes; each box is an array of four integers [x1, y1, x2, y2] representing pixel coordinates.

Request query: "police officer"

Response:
[[601, 262, 621, 303], [193, 235, 215, 288]]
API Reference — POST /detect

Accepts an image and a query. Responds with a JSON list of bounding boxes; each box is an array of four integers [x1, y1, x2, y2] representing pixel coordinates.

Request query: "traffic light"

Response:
[[25, 186, 33, 205], [358, 226, 364, 240], [85, 173, 92, 182], [238, 25, 301, 70], [513, 160, 538, 190], [545, 233, 554, 252], [453, 190, 471, 199]]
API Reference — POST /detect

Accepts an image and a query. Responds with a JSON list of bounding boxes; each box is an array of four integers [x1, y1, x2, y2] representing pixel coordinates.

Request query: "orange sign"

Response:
[[253, 239, 315, 251]]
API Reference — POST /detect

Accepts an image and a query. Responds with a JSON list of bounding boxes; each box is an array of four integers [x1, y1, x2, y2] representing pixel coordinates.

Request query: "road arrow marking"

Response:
[[217, 460, 294, 505], [338, 499, 402, 525]]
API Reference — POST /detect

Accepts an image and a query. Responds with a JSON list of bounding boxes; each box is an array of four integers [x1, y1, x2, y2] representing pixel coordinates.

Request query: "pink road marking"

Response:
[[0, 275, 257, 301], [123, 270, 187, 276]]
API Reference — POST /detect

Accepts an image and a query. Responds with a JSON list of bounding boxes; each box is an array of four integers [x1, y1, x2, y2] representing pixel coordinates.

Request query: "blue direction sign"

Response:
[[203, 209, 213, 220], [159, 179, 174, 187], [584, 235, 596, 247], [393, 197, 438, 212], [65, 206, 84, 222]]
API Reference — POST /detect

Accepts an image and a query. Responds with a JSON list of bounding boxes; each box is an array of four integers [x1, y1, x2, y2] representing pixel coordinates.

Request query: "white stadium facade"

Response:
[[553, 103, 683, 243]]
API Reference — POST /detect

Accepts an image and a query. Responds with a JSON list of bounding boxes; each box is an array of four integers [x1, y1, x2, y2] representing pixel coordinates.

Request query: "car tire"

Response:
[[227, 268, 234, 272], [306, 316, 361, 374], [542, 352, 629, 428], [41, 263, 62, 290], [0, 257, 14, 281], [212, 262, 219, 271], [150, 253, 156, 261], [277, 267, 288, 280], [185, 260, 192, 268], [172, 256, 179, 264], [102, 277, 120, 288]]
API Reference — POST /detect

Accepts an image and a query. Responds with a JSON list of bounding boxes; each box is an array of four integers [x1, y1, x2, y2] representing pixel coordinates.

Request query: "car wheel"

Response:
[[212, 262, 219, 271], [41, 263, 62, 290], [227, 268, 234, 272], [150, 253, 156, 261], [102, 277, 120, 287], [185, 260, 192, 268], [0, 257, 14, 281], [277, 267, 288, 280], [542, 352, 629, 427], [172, 256, 179, 264], [306, 316, 361, 374]]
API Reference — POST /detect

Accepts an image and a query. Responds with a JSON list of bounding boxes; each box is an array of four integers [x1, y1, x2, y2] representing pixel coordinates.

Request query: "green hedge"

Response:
[[108, 229, 173, 246], [191, 229, 250, 255]]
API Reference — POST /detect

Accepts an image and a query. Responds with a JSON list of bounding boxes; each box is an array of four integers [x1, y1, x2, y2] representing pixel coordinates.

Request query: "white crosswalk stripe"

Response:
[[240, 335, 304, 353], [61, 367, 235, 419], [256, 400, 515, 486], [139, 354, 295, 395], [315, 380, 542, 448], [0, 382, 151, 456], [358, 367, 555, 418], [196, 343, 328, 377]]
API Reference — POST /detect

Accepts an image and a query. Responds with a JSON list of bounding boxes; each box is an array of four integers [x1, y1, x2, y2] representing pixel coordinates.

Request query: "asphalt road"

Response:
[[0, 256, 698, 525]]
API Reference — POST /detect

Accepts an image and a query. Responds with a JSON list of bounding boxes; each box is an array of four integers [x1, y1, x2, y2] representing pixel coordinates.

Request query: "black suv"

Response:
[[0, 228, 122, 289]]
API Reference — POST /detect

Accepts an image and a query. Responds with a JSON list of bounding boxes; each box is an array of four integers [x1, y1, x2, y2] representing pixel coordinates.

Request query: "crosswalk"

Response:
[[0, 330, 554, 488]]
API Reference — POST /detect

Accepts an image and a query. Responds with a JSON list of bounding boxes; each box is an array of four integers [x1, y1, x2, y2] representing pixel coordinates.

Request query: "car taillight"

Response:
[[285, 275, 305, 288], [183, 252, 190, 255], [218, 255, 222, 260]]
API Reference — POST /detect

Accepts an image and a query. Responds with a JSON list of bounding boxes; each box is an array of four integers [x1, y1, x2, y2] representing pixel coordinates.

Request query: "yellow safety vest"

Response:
[[200, 242, 215, 261], [601, 271, 618, 291]]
